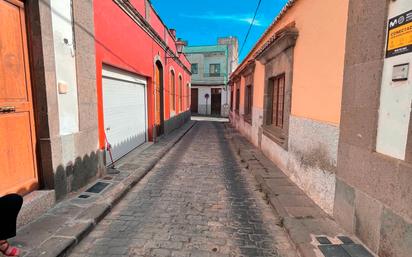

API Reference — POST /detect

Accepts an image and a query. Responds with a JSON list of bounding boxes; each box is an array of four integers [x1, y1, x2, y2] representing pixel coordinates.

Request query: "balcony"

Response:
[[192, 72, 227, 85], [204, 72, 224, 78]]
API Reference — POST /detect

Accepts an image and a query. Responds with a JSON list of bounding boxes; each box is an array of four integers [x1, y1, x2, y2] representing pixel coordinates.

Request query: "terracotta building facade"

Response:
[[230, 0, 412, 256], [94, 0, 192, 163], [0, 0, 190, 227], [229, 0, 349, 216]]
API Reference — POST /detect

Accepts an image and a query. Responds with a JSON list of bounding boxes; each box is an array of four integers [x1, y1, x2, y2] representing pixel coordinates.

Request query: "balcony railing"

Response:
[[191, 72, 228, 84], [203, 73, 225, 78]]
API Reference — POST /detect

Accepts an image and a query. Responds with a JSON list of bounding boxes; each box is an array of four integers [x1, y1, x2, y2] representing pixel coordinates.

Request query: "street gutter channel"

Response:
[[12, 121, 196, 257]]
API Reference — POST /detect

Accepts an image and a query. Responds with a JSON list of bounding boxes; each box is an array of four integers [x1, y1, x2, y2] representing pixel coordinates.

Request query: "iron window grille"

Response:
[[267, 74, 285, 128], [244, 85, 253, 122], [191, 63, 198, 74], [209, 63, 221, 77]]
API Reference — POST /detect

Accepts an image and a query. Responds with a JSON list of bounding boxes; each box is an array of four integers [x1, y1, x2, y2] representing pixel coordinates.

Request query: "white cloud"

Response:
[[181, 13, 266, 27]]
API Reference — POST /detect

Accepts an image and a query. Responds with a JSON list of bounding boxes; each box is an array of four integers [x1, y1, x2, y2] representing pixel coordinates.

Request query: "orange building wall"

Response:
[[252, 62, 265, 108], [245, 0, 349, 125]]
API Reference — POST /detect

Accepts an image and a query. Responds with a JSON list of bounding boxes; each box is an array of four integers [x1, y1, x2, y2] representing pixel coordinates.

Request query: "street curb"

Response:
[[224, 127, 313, 257], [224, 124, 378, 257], [22, 121, 197, 257]]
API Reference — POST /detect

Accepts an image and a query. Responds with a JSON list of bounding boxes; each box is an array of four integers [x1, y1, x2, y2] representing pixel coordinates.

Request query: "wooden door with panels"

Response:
[[191, 88, 198, 113], [0, 0, 39, 196], [211, 88, 221, 116], [154, 61, 164, 136]]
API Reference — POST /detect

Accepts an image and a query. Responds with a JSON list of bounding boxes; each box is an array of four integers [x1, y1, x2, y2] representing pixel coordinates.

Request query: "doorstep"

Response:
[[17, 190, 56, 229], [10, 121, 196, 257], [225, 124, 377, 257]]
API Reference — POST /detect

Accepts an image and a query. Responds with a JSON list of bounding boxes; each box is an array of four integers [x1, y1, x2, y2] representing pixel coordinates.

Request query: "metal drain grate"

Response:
[[338, 236, 354, 244], [85, 182, 110, 194], [317, 235, 374, 257], [319, 245, 350, 257], [342, 244, 374, 257], [317, 237, 332, 245]]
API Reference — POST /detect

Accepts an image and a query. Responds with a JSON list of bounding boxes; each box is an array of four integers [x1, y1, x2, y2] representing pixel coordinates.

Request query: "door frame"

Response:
[[191, 88, 199, 113]]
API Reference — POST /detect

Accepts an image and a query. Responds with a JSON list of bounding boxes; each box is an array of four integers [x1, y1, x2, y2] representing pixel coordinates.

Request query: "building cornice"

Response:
[[113, 0, 191, 74], [239, 60, 256, 76], [255, 27, 298, 64]]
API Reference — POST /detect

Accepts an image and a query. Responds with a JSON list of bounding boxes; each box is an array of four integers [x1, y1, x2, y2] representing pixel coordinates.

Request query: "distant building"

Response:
[[184, 37, 238, 117]]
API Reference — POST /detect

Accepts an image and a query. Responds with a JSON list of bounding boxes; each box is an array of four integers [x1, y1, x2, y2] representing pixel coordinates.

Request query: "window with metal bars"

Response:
[[244, 85, 253, 117], [267, 74, 285, 128], [235, 88, 240, 113], [230, 90, 234, 111], [210, 64, 221, 77], [191, 63, 198, 74]]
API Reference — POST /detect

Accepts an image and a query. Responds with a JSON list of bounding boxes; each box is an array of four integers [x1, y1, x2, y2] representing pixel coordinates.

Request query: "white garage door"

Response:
[[102, 66, 147, 163]]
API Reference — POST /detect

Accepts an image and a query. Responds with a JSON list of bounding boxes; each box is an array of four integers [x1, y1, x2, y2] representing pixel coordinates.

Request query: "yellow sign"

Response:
[[386, 10, 412, 58], [388, 23, 412, 51]]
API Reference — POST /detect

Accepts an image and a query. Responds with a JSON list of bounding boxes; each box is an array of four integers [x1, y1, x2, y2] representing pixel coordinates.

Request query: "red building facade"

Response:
[[94, 0, 191, 154]]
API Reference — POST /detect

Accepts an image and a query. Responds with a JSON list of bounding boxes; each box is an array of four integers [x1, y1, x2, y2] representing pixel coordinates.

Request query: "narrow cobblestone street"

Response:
[[69, 121, 297, 257]]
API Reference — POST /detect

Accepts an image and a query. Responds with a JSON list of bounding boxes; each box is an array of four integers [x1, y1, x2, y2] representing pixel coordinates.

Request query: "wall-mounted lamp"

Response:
[[166, 39, 187, 60]]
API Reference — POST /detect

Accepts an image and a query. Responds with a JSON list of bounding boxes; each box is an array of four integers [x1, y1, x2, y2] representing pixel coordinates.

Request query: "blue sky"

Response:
[[150, 0, 289, 62]]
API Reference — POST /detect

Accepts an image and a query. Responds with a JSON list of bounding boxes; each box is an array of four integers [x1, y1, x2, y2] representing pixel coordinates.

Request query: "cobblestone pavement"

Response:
[[69, 122, 298, 257]]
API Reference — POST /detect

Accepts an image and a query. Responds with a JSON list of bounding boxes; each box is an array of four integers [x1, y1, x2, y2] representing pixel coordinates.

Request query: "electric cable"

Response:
[[237, 0, 263, 62]]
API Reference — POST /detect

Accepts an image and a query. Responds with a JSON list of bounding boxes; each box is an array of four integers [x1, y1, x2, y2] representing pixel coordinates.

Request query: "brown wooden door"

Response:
[[155, 65, 161, 125], [154, 62, 164, 135], [211, 88, 222, 116], [0, 0, 38, 196], [178, 77, 182, 113], [191, 88, 198, 113]]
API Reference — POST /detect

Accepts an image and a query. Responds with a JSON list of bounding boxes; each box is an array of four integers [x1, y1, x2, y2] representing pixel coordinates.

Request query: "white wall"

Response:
[[221, 86, 230, 117], [197, 87, 211, 115], [51, 0, 79, 136], [376, 1, 412, 160]]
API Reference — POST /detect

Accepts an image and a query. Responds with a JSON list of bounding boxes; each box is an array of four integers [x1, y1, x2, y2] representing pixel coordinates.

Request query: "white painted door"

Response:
[[102, 66, 147, 163]]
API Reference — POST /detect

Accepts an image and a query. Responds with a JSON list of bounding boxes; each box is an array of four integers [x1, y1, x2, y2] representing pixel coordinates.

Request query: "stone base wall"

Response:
[[52, 127, 105, 201], [196, 105, 229, 117], [334, 177, 412, 257], [286, 116, 338, 215], [231, 111, 339, 215], [230, 107, 262, 147], [54, 147, 105, 200], [165, 110, 191, 135]]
